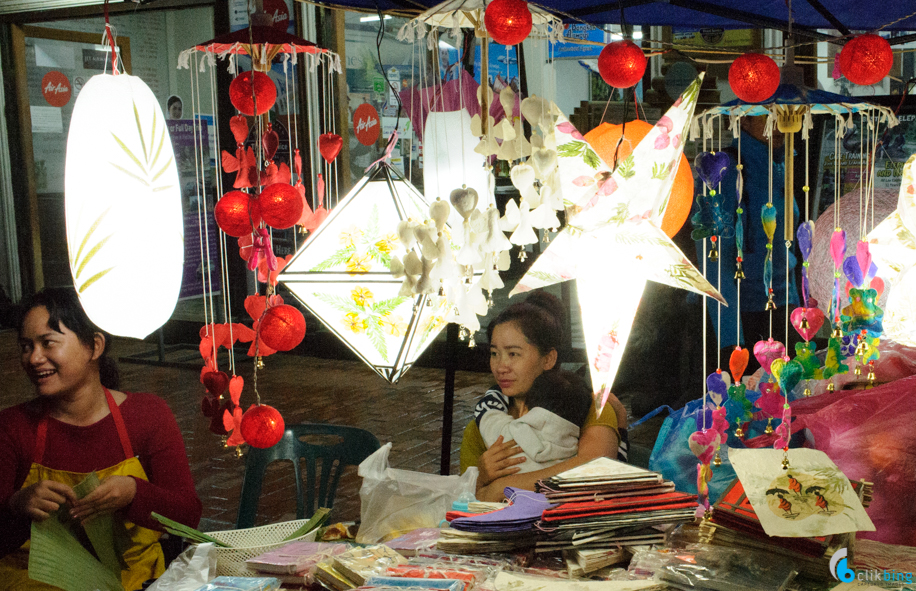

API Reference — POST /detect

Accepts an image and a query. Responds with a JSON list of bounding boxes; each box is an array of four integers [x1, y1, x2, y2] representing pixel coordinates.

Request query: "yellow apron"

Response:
[[0, 389, 165, 591]]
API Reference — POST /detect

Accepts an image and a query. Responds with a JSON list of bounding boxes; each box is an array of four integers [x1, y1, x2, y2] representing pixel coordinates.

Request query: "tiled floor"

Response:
[[0, 329, 493, 532]]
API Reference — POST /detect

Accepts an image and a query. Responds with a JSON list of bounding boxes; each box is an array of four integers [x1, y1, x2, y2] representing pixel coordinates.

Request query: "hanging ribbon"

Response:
[[366, 131, 399, 172]]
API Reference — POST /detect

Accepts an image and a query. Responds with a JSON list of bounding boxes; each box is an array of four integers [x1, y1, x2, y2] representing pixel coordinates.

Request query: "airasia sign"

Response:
[[262, 0, 290, 31], [42, 71, 71, 107], [353, 103, 380, 146]]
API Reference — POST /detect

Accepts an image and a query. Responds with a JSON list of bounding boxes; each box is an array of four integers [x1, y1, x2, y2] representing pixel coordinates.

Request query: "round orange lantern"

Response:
[[259, 183, 303, 229], [484, 0, 533, 46], [728, 53, 780, 103], [584, 120, 693, 237], [839, 34, 893, 86], [240, 404, 285, 448], [215, 190, 257, 237], [229, 71, 277, 116], [597, 41, 646, 89], [259, 304, 306, 352]]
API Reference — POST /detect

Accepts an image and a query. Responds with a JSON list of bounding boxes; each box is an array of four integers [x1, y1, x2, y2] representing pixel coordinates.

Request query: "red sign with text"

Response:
[[41, 71, 71, 107], [262, 0, 290, 31], [353, 103, 381, 146]]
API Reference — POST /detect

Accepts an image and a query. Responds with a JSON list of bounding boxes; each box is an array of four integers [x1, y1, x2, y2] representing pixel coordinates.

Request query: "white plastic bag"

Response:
[[356, 443, 478, 544], [147, 542, 217, 591]]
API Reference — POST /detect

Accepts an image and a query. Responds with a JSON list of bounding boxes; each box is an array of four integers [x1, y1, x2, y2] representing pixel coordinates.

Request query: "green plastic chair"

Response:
[[235, 423, 381, 529]]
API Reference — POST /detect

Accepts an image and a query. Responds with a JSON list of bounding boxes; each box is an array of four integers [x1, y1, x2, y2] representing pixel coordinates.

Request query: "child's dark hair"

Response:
[[487, 291, 567, 362], [18, 287, 120, 390], [526, 371, 592, 429]]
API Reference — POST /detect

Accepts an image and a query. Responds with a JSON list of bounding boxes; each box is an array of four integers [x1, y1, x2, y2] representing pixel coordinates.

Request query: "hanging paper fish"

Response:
[[761, 203, 777, 297], [691, 191, 735, 240]]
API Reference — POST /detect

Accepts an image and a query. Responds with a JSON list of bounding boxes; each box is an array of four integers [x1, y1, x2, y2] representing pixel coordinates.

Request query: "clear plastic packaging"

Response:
[[630, 545, 798, 591]]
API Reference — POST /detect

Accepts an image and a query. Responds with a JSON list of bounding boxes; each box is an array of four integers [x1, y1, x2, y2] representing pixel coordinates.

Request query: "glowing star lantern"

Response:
[[867, 153, 916, 347], [65, 74, 183, 338], [279, 161, 452, 383], [229, 70, 277, 116], [584, 120, 694, 238], [240, 404, 285, 448], [511, 75, 725, 412], [839, 34, 894, 86], [597, 41, 646, 89], [259, 304, 307, 351], [728, 53, 780, 103], [484, 0, 533, 46], [215, 190, 257, 237]]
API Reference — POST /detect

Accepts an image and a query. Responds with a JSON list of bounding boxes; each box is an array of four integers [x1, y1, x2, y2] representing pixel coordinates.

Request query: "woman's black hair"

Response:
[[18, 287, 120, 390], [487, 291, 567, 363], [167, 95, 182, 108]]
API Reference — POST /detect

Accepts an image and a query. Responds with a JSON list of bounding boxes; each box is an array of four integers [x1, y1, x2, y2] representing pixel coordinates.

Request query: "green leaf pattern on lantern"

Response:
[[310, 246, 357, 272], [616, 154, 636, 179], [651, 161, 672, 180], [313, 289, 406, 362], [71, 207, 115, 294], [557, 141, 600, 170], [109, 103, 174, 193], [310, 205, 396, 272]]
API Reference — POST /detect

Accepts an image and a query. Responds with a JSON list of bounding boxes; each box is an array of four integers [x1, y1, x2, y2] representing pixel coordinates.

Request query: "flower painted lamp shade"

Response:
[[65, 74, 183, 338], [278, 162, 452, 383]]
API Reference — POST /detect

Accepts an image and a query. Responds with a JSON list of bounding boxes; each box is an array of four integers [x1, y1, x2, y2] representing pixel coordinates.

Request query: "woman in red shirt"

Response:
[[0, 288, 202, 590]]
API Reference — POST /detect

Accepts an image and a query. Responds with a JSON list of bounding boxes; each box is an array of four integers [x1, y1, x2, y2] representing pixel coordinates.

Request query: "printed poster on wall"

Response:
[[168, 119, 222, 300]]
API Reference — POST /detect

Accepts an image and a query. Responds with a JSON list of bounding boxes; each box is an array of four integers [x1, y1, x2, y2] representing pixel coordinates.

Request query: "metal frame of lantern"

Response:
[[278, 161, 453, 384]]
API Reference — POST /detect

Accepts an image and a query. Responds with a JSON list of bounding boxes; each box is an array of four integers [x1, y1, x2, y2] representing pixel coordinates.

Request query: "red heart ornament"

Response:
[[790, 307, 825, 342], [753, 338, 786, 374], [229, 115, 249, 145], [318, 133, 343, 163], [202, 370, 230, 397], [262, 127, 279, 161], [201, 396, 220, 418], [729, 347, 750, 384]]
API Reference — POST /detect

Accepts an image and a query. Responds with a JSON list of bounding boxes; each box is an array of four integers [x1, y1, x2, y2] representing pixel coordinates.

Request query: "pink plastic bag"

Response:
[[747, 375, 916, 546]]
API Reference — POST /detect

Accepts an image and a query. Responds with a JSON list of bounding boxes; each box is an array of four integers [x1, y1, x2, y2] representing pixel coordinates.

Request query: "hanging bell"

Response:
[[487, 290, 495, 308], [800, 316, 810, 331], [708, 243, 719, 262], [468, 335, 476, 348], [803, 387, 812, 397], [713, 451, 722, 467], [703, 508, 713, 521], [298, 226, 309, 236], [854, 340, 868, 357], [867, 367, 876, 383], [256, 356, 265, 370], [221, 435, 229, 448], [426, 298, 433, 307], [235, 446, 245, 459], [764, 418, 774, 434], [518, 250, 527, 262], [459, 327, 468, 341], [831, 326, 844, 339], [826, 381, 836, 392], [765, 295, 777, 312], [781, 456, 790, 470], [854, 364, 862, 377], [735, 426, 745, 438], [734, 261, 745, 280], [438, 285, 446, 297], [542, 231, 550, 244]]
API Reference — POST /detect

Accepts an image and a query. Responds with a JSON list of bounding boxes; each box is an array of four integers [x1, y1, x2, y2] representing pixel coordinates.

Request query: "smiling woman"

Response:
[[459, 291, 625, 502], [0, 288, 201, 591]]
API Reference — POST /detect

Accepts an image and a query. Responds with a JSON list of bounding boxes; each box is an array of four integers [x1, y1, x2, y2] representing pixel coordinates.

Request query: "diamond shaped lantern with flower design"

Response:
[[278, 161, 452, 383]]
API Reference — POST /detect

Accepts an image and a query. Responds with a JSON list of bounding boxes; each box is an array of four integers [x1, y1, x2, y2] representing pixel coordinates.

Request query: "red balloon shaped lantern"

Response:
[[597, 41, 647, 89], [258, 183, 303, 229], [484, 0, 533, 46], [728, 53, 780, 103], [240, 404, 285, 448], [259, 304, 306, 352], [839, 34, 893, 86], [229, 71, 277, 116], [215, 191, 258, 237]]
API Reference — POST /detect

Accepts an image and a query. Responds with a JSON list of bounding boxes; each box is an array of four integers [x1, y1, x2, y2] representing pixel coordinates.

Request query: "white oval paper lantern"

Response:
[[65, 74, 183, 338]]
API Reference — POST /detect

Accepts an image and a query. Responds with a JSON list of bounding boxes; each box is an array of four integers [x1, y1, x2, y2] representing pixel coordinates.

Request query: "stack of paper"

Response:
[[564, 546, 629, 577], [363, 577, 464, 591], [333, 545, 407, 586], [245, 542, 349, 585], [384, 566, 481, 591], [383, 528, 442, 557], [437, 488, 552, 554], [534, 458, 696, 552]]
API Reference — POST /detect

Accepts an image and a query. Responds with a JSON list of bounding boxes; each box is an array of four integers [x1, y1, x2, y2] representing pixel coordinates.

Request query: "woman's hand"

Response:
[[477, 436, 526, 489], [9, 479, 78, 522], [71, 475, 137, 524]]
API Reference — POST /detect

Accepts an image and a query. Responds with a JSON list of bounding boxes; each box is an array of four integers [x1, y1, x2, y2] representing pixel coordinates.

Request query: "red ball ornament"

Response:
[[484, 0, 533, 46], [597, 41, 647, 89], [728, 53, 781, 103], [215, 191, 257, 237], [258, 183, 303, 229], [240, 404, 285, 449], [229, 71, 277, 116], [259, 305, 306, 352], [839, 34, 893, 86]]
